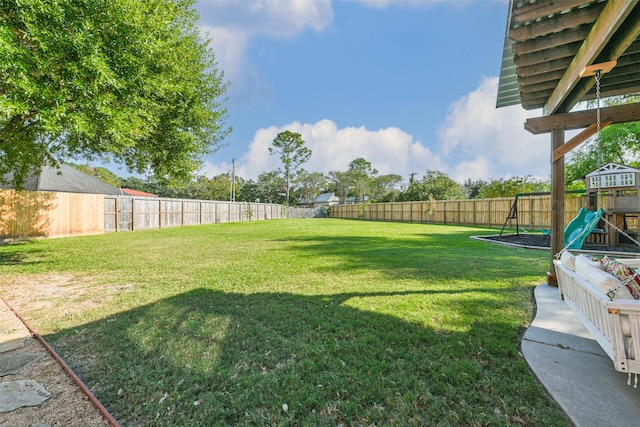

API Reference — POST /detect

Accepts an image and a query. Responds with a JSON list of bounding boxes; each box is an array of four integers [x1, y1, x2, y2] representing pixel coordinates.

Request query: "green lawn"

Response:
[[0, 219, 569, 426]]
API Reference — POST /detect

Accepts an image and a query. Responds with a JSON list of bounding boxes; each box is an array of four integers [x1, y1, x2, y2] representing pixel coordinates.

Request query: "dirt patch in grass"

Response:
[[3, 273, 88, 313]]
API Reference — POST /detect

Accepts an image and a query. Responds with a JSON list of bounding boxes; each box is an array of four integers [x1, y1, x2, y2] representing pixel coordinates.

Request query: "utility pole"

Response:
[[409, 172, 417, 184], [230, 158, 236, 202]]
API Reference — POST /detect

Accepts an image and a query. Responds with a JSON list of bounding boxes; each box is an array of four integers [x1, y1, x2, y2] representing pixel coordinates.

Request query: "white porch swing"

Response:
[[554, 63, 640, 387]]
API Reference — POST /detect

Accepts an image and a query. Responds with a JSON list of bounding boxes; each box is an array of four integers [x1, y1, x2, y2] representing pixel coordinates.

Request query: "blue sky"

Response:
[[192, 0, 550, 184]]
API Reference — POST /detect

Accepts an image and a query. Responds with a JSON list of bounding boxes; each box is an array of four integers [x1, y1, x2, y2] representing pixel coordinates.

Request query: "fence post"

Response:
[[473, 199, 477, 225]]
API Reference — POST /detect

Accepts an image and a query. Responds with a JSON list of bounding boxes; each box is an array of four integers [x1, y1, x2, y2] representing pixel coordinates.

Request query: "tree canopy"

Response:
[[1, 0, 230, 188], [347, 158, 378, 203], [477, 176, 550, 198], [269, 131, 311, 204], [398, 170, 463, 201], [566, 122, 640, 184]]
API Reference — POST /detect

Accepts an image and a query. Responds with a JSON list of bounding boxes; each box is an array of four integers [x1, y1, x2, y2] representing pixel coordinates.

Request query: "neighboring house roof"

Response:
[[313, 192, 338, 204], [0, 164, 122, 195], [120, 188, 158, 197]]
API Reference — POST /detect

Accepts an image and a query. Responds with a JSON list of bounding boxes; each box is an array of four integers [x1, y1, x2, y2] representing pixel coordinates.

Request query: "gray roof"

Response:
[[314, 192, 337, 203], [1, 164, 122, 195]]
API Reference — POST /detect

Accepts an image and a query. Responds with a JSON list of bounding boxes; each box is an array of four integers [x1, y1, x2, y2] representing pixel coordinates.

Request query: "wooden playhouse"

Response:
[[583, 162, 640, 246]]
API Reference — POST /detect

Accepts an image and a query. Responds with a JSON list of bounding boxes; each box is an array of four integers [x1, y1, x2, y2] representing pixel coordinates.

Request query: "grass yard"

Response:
[[0, 219, 569, 426]]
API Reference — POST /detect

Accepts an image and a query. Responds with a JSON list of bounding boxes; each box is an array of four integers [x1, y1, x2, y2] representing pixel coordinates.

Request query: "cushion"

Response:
[[560, 251, 576, 271], [617, 258, 640, 269], [574, 254, 601, 270], [575, 255, 633, 300], [602, 256, 640, 300]]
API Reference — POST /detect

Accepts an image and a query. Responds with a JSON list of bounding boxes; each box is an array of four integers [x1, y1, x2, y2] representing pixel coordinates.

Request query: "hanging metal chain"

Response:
[[600, 215, 640, 247], [596, 70, 601, 150], [595, 69, 603, 198]]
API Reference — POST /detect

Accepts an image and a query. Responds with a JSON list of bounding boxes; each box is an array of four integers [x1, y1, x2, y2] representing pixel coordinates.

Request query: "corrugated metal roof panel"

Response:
[[496, 16, 520, 108]]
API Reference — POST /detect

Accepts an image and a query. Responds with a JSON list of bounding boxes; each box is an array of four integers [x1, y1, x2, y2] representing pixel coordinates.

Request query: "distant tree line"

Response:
[[70, 161, 555, 205], [71, 103, 640, 205]]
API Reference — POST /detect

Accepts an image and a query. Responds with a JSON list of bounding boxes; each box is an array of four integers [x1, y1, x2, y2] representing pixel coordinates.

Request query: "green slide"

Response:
[[564, 207, 606, 250]]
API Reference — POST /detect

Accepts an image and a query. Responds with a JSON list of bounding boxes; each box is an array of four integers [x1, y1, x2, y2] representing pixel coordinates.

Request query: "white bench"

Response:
[[554, 255, 640, 385]]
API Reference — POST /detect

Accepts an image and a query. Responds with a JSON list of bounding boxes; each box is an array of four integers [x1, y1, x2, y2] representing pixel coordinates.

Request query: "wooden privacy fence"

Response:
[[0, 189, 104, 239], [329, 195, 585, 230], [0, 189, 286, 240], [104, 196, 285, 232]]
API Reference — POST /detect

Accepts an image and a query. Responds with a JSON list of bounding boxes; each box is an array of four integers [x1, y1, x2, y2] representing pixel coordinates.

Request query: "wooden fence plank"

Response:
[[0, 190, 286, 240], [329, 195, 584, 230]]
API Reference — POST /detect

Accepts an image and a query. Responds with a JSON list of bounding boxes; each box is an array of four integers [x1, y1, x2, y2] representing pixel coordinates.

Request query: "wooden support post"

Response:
[[549, 128, 565, 287]]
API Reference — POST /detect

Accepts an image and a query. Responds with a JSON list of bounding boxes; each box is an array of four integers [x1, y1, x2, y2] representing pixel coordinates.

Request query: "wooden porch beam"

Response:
[[557, 5, 640, 112], [526, 102, 640, 134], [544, 1, 637, 115], [510, 3, 603, 42], [512, 0, 592, 25], [552, 122, 611, 162]]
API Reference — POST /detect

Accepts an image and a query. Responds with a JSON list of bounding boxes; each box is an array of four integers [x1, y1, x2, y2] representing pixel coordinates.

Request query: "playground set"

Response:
[[502, 162, 640, 251], [578, 163, 640, 248]]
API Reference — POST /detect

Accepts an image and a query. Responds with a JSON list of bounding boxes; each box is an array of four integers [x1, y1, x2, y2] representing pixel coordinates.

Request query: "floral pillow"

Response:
[[602, 256, 640, 300]]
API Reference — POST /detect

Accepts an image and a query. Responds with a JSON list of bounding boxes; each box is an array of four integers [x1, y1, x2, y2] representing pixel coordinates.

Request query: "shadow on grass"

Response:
[[0, 241, 47, 266], [48, 287, 567, 426], [272, 231, 546, 282]]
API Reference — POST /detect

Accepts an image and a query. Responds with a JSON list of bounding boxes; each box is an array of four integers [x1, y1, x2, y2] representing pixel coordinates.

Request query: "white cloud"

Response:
[[203, 77, 554, 185], [198, 0, 333, 37], [196, 0, 334, 104], [436, 76, 550, 182], [203, 119, 444, 181]]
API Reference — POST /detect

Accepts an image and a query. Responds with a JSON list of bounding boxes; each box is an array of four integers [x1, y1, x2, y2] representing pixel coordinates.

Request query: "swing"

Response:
[[554, 64, 640, 387]]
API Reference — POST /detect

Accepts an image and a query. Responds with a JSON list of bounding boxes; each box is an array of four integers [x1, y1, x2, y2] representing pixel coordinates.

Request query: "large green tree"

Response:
[[477, 176, 550, 198], [461, 178, 488, 199], [294, 169, 327, 205], [565, 96, 640, 184], [398, 170, 463, 201], [70, 163, 122, 188], [566, 122, 640, 184], [327, 170, 351, 205], [347, 157, 378, 203], [256, 171, 286, 204], [269, 131, 311, 205], [1, 0, 230, 188], [370, 174, 403, 202]]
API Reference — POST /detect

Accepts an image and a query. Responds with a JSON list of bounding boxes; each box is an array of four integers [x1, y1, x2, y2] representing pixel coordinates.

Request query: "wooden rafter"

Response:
[[557, 5, 640, 111], [517, 57, 573, 78], [514, 41, 581, 68], [544, 1, 638, 115], [510, 3, 604, 42], [512, 0, 595, 25], [552, 122, 611, 162], [525, 102, 640, 134], [511, 26, 591, 56]]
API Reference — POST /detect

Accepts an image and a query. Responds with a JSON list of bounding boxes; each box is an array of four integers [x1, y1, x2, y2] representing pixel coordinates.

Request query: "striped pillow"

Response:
[[602, 256, 640, 300]]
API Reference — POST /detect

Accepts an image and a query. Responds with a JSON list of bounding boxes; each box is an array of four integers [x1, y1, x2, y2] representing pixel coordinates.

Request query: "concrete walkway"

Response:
[[523, 284, 640, 426]]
